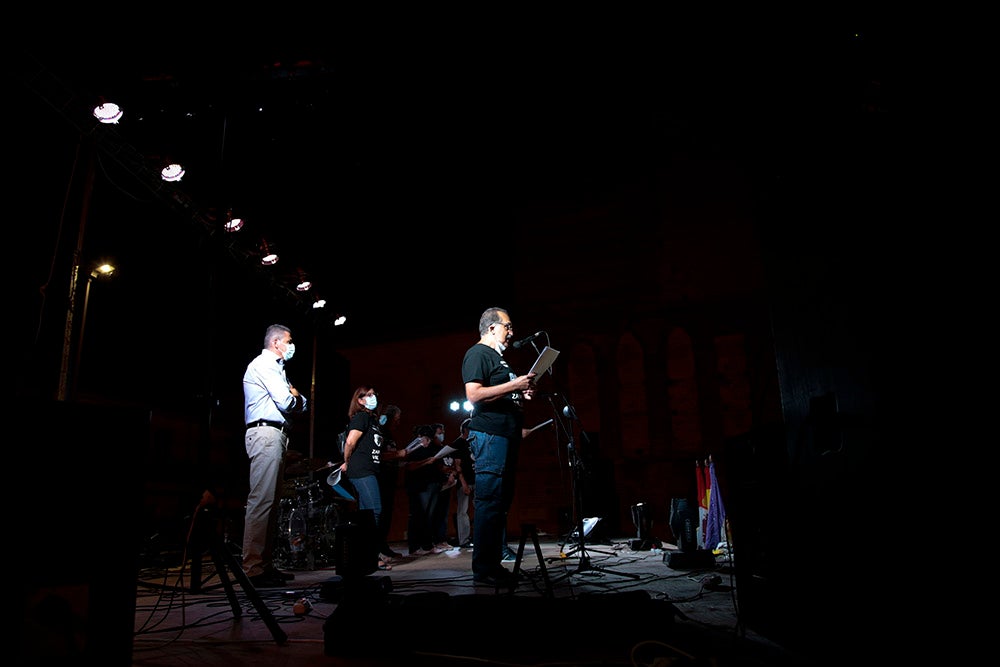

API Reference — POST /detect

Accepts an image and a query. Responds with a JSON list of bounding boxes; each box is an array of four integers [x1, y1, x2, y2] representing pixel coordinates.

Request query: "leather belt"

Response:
[[246, 419, 290, 433]]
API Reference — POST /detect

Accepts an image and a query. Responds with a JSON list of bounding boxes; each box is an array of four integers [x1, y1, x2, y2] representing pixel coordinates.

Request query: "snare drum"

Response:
[[295, 481, 326, 506]]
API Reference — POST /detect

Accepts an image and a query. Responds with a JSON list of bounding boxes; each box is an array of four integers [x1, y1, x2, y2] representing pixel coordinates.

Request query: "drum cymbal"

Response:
[[284, 458, 333, 476]]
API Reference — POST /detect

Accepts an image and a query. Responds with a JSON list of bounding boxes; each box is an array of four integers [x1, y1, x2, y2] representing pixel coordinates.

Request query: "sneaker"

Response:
[[459, 541, 474, 549], [430, 544, 448, 554], [501, 547, 518, 562]]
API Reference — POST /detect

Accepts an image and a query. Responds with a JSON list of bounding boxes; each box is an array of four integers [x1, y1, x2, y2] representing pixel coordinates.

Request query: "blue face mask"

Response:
[[378, 414, 387, 426], [436, 433, 445, 442], [281, 342, 295, 361], [364, 395, 378, 410]]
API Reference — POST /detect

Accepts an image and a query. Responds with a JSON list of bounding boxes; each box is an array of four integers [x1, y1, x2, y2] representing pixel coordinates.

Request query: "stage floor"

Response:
[[114, 530, 825, 667]]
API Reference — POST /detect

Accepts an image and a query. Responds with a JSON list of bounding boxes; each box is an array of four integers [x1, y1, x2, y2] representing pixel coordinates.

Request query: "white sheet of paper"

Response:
[[529, 346, 560, 377]]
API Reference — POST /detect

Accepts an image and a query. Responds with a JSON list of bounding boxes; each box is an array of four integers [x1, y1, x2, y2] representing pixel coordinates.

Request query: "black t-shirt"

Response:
[[404, 441, 444, 491], [461, 343, 525, 439], [345, 410, 382, 479], [379, 425, 399, 470], [452, 436, 475, 480]]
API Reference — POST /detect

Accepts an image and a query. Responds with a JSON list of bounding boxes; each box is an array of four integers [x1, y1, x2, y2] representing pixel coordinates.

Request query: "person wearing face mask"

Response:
[[428, 422, 457, 551], [451, 418, 476, 549], [242, 323, 308, 587], [403, 424, 446, 556], [461, 307, 536, 587], [375, 403, 408, 561], [340, 385, 391, 570]]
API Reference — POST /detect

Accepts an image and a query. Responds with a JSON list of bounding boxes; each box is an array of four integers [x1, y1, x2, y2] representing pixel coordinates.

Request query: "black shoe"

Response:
[[459, 541, 474, 549], [248, 573, 288, 588], [382, 548, 403, 558], [501, 547, 517, 562], [473, 568, 516, 587]]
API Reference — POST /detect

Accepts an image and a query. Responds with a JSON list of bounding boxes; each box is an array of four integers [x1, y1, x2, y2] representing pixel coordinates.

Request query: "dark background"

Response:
[[16, 23, 895, 662]]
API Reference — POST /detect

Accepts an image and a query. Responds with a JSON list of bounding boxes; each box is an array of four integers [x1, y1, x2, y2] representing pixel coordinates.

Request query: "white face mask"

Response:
[[281, 341, 295, 361], [364, 395, 378, 410], [493, 324, 507, 354], [436, 433, 445, 442]]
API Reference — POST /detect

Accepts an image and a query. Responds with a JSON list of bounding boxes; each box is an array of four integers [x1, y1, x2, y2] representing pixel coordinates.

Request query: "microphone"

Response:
[[512, 331, 543, 349]]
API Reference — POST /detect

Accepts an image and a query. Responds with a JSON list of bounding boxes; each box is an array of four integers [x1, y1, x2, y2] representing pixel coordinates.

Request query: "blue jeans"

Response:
[[469, 430, 519, 577], [351, 474, 382, 528]]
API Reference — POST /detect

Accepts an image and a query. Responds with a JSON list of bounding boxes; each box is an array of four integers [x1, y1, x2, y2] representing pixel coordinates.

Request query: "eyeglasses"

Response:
[[495, 321, 513, 330]]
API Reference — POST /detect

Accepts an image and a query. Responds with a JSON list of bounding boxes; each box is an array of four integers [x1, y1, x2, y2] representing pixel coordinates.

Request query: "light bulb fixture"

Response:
[[334, 315, 347, 326], [312, 294, 327, 309], [295, 269, 312, 291], [90, 262, 117, 279], [224, 209, 244, 232], [160, 162, 185, 182], [93, 101, 123, 124], [260, 239, 278, 265]]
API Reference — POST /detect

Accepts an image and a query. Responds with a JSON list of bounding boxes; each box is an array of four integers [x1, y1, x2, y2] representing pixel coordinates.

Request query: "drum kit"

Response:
[[274, 460, 347, 570]]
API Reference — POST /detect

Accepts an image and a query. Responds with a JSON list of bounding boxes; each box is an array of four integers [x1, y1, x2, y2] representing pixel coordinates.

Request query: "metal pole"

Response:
[[57, 140, 95, 401], [70, 275, 93, 401], [309, 331, 318, 460]]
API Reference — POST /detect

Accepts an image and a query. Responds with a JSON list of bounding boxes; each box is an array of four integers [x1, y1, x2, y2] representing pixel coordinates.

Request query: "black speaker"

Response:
[[334, 509, 378, 578], [669, 498, 698, 552]]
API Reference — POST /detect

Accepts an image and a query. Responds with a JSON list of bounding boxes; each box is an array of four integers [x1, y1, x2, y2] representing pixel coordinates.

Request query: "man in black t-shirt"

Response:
[[461, 307, 536, 586]]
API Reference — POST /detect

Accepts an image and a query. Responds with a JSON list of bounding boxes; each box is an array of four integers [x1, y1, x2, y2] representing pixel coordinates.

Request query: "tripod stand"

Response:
[[548, 398, 638, 581], [187, 491, 288, 644]]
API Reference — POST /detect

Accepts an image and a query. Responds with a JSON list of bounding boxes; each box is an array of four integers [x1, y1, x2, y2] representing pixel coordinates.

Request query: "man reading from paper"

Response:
[[461, 306, 536, 587]]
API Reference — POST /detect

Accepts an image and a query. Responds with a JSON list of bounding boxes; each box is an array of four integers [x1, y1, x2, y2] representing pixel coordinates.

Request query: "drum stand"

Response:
[[187, 491, 288, 645]]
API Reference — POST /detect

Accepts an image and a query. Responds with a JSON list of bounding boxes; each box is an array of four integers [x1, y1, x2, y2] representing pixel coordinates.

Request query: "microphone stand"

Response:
[[547, 396, 638, 581]]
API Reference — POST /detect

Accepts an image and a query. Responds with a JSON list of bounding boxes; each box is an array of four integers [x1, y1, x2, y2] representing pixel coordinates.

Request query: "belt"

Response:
[[246, 419, 290, 433]]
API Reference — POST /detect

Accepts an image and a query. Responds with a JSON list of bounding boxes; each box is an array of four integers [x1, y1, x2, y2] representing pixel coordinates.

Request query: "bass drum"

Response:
[[274, 504, 310, 569], [284, 507, 309, 555]]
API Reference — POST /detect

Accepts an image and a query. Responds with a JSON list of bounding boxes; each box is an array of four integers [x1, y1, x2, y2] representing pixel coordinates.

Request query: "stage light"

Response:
[[312, 294, 326, 309], [295, 268, 312, 291], [260, 239, 278, 265], [224, 209, 244, 232], [333, 315, 346, 326], [93, 102, 123, 124], [160, 162, 185, 182]]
